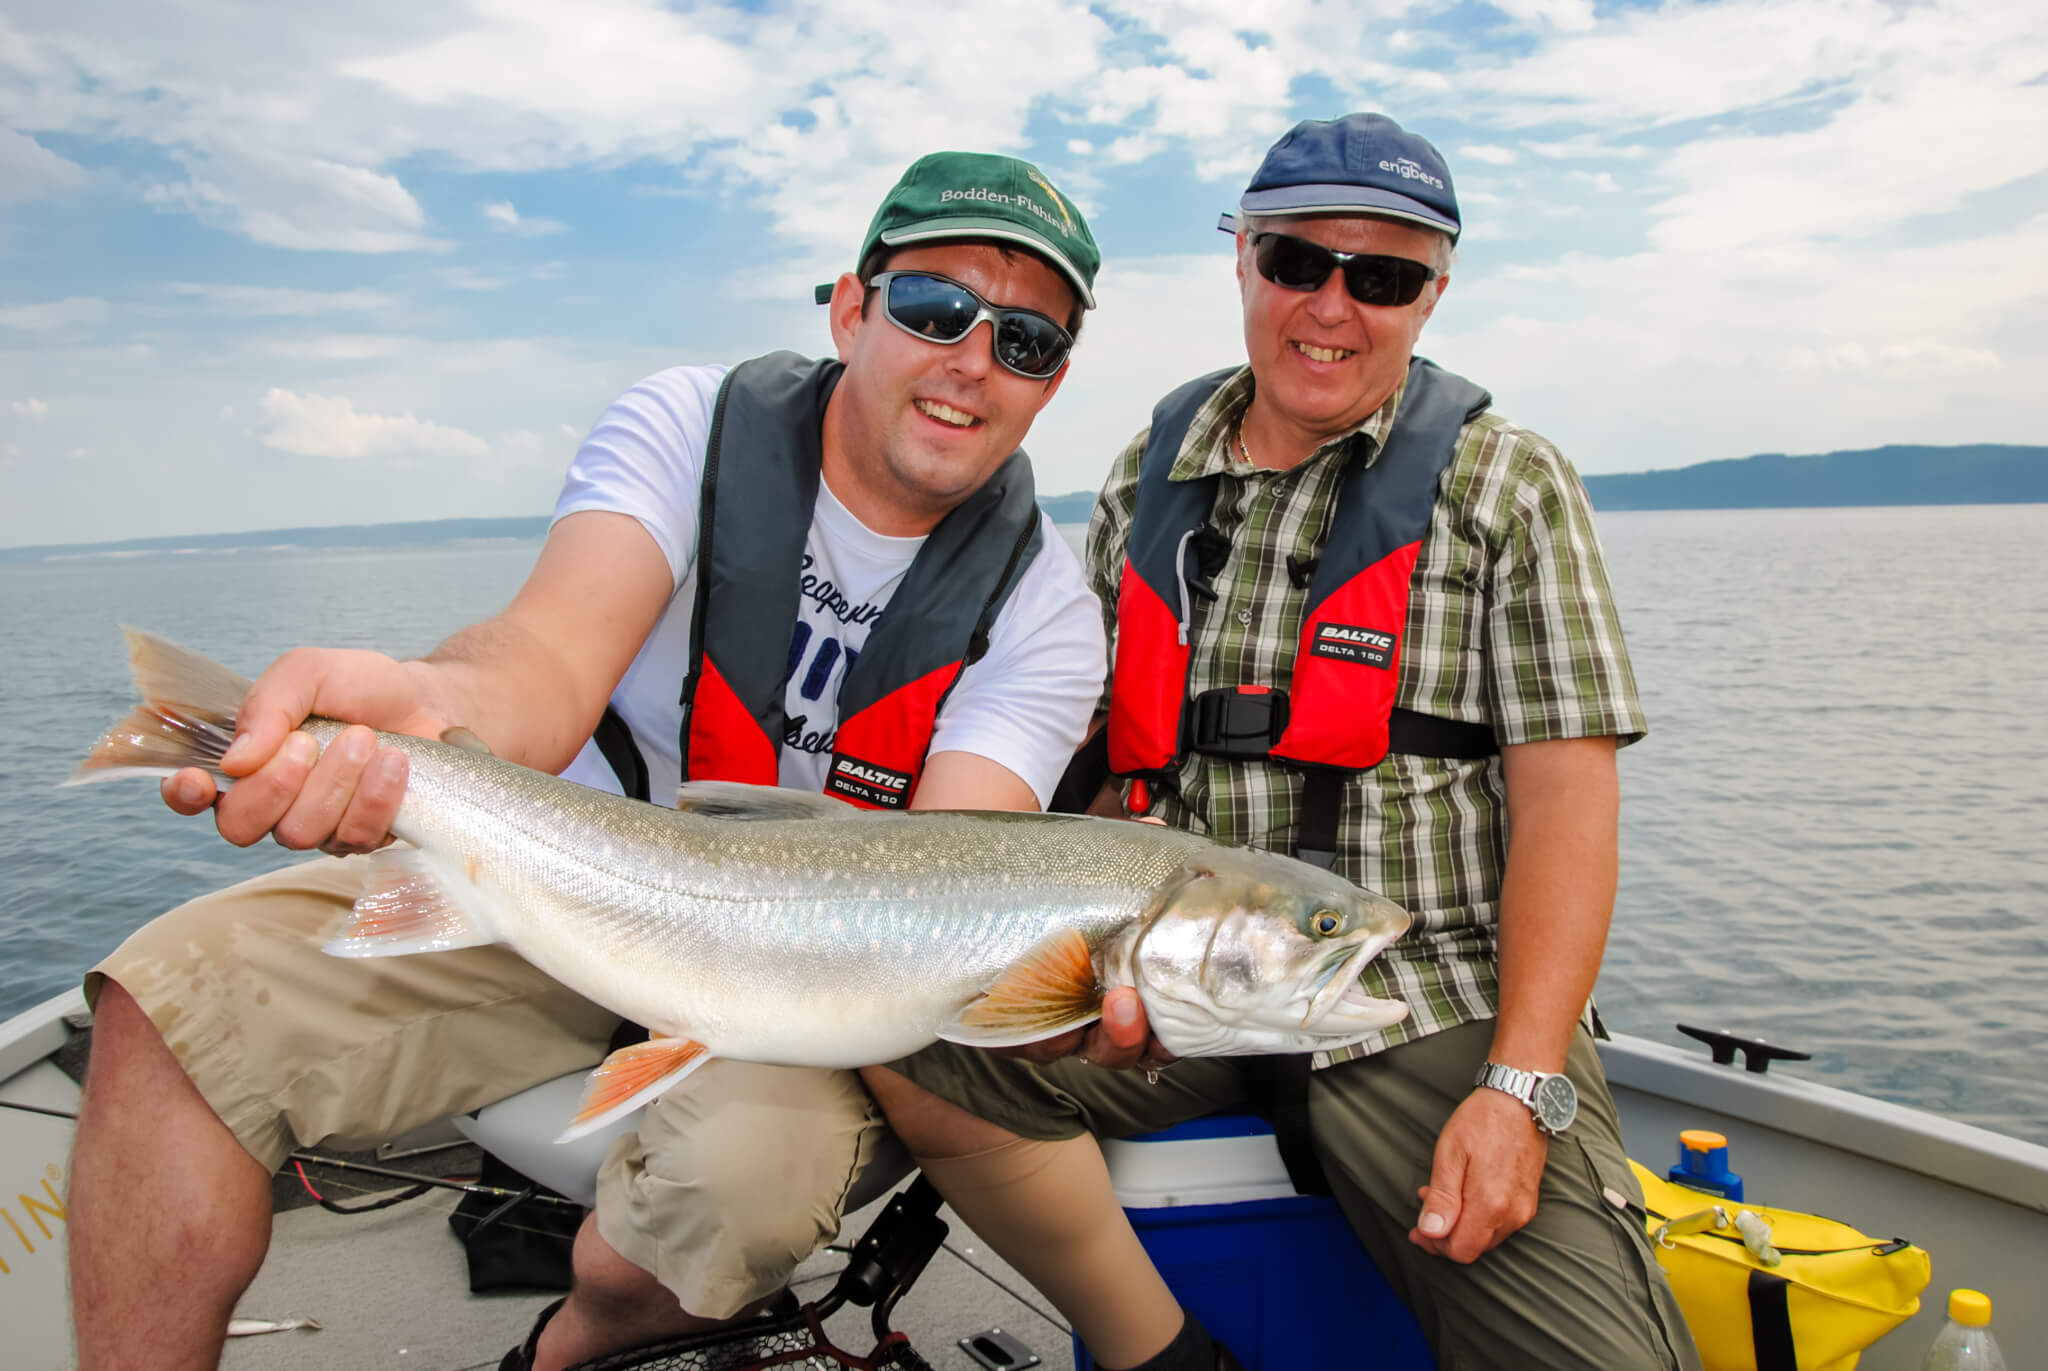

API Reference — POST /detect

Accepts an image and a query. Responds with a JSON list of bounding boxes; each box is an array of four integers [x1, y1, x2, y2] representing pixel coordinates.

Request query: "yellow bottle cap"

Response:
[[1679, 1129, 1727, 1153], [1948, 1290, 1991, 1326]]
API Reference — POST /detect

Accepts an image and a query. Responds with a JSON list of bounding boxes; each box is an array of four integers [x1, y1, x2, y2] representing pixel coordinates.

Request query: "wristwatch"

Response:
[[1474, 1062, 1578, 1135]]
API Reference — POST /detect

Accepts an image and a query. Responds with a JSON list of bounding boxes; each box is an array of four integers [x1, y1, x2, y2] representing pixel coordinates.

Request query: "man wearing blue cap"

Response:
[[869, 115, 1701, 1370]]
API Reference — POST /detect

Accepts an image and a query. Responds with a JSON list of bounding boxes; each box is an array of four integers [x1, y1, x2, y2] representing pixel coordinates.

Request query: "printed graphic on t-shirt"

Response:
[[782, 553, 889, 758]]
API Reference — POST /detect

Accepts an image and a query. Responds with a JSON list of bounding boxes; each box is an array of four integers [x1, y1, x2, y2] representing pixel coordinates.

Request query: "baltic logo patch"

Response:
[[1311, 622, 1396, 669], [827, 754, 914, 808]]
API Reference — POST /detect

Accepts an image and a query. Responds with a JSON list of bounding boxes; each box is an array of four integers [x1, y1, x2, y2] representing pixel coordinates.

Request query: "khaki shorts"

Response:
[[88, 857, 887, 1318], [894, 1019, 1702, 1371]]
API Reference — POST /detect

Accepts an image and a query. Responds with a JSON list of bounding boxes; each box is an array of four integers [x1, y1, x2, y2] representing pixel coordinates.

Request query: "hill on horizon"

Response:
[[1580, 442, 2047, 510], [6, 443, 2043, 563]]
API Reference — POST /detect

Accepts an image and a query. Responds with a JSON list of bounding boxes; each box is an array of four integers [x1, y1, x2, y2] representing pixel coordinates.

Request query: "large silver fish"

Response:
[[72, 629, 1411, 1138]]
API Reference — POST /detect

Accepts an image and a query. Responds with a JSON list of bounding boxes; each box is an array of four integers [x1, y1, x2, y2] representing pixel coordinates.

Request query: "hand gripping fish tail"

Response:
[[73, 628, 1414, 1137]]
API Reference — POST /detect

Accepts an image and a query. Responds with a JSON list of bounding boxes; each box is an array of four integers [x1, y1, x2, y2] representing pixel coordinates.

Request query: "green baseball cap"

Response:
[[814, 151, 1100, 309]]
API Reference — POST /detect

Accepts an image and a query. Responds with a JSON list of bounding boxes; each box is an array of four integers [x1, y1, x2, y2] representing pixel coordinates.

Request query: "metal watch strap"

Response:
[[1476, 1062, 1541, 1104], [1475, 1061, 1562, 1133]]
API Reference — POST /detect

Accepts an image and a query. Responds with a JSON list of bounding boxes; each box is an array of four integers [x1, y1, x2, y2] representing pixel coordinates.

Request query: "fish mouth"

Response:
[[1300, 929, 1408, 1033]]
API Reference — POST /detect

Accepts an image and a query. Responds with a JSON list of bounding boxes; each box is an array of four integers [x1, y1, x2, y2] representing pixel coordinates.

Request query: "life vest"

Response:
[[1106, 357, 1494, 844], [599, 351, 1044, 810]]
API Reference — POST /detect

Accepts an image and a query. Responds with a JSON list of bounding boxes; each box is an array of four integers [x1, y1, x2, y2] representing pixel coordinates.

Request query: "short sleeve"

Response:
[[552, 365, 729, 590], [1483, 433, 1648, 747]]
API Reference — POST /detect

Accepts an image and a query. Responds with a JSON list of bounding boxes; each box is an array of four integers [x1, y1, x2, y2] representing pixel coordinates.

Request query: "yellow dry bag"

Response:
[[1631, 1161, 1932, 1371]]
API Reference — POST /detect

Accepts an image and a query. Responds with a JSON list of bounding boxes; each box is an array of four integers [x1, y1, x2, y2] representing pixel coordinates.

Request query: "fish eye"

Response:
[[1313, 909, 1342, 936]]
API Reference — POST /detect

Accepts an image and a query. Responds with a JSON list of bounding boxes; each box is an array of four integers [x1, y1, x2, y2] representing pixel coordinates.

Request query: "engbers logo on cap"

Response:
[[1380, 157, 1445, 191], [826, 754, 914, 809]]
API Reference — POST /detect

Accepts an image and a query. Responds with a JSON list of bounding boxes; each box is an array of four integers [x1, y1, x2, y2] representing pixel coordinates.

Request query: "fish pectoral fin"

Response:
[[939, 928, 1104, 1048], [321, 847, 504, 958], [673, 781, 856, 820], [558, 1038, 713, 1142]]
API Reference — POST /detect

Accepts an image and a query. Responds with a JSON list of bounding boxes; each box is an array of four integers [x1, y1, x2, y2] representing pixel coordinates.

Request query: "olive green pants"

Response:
[[895, 1020, 1702, 1370]]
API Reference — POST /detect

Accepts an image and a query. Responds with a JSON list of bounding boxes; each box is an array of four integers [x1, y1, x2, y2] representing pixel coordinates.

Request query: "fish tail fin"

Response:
[[322, 848, 504, 958], [64, 627, 255, 788], [558, 1038, 712, 1142], [939, 928, 1105, 1048]]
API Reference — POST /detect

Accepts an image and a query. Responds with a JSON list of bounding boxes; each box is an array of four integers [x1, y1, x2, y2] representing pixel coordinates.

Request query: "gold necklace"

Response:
[[1235, 417, 1255, 467]]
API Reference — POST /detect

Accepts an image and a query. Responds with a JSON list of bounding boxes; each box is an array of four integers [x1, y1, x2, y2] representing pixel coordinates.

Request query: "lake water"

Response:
[[2, 506, 2043, 1145]]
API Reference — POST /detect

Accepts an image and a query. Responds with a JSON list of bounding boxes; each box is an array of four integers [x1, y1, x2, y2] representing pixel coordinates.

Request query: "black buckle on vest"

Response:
[[1189, 686, 1289, 758]]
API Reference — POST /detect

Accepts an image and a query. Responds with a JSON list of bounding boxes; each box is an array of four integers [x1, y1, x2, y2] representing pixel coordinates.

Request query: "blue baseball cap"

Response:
[[1220, 113, 1460, 243]]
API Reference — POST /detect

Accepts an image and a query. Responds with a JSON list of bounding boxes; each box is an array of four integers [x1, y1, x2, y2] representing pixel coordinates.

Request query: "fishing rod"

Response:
[[0, 1097, 579, 1211]]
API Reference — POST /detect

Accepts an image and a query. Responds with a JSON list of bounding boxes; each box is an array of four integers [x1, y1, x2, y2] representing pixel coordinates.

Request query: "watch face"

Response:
[[1534, 1074, 1579, 1132]]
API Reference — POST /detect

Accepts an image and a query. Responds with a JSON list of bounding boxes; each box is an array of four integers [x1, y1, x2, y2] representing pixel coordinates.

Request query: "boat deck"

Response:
[[231, 1157, 1074, 1371], [2, 993, 1075, 1371]]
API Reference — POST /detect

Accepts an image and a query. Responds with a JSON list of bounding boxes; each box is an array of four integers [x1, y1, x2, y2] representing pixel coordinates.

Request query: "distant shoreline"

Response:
[[6, 442, 2043, 563]]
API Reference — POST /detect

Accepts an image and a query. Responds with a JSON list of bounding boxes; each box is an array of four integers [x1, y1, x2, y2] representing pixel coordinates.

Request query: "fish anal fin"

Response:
[[321, 848, 501, 958], [559, 1038, 712, 1142], [939, 928, 1104, 1048]]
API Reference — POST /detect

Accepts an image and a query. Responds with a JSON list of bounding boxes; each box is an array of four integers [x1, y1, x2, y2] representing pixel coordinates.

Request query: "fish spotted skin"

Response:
[[73, 629, 1412, 1120]]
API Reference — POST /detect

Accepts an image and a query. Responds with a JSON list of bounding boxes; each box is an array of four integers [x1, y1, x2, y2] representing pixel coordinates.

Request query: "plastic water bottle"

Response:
[[1922, 1290, 2006, 1371]]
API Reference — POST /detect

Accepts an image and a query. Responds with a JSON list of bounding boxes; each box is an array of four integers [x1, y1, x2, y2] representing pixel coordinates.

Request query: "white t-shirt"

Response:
[[551, 363, 1106, 808]]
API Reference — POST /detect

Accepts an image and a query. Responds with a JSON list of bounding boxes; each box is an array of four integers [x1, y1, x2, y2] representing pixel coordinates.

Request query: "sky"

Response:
[[2, 0, 2044, 548]]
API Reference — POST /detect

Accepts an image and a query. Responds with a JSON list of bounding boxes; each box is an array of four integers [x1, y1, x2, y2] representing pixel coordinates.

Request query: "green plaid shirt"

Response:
[[1087, 364, 1646, 1062]]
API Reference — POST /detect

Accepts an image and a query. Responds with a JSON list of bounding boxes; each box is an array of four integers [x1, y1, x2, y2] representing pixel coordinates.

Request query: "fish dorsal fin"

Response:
[[438, 725, 494, 756], [559, 1038, 713, 1142], [939, 928, 1104, 1048], [321, 847, 506, 958], [674, 781, 855, 821]]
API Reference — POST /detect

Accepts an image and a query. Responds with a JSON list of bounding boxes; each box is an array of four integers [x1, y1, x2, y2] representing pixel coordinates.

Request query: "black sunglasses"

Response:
[[867, 271, 1074, 380], [1249, 231, 1438, 308]]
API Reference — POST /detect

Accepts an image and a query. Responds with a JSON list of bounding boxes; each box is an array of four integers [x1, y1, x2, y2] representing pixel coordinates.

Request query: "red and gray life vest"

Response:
[[594, 351, 1043, 810], [1105, 356, 1497, 866]]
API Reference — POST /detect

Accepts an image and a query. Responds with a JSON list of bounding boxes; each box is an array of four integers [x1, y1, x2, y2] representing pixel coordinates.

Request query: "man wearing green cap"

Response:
[[68, 152, 1106, 1371]]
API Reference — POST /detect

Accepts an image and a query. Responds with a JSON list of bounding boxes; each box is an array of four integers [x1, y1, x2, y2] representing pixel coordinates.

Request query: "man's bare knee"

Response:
[[860, 1066, 1023, 1159], [569, 1215, 672, 1314], [84, 978, 173, 1078]]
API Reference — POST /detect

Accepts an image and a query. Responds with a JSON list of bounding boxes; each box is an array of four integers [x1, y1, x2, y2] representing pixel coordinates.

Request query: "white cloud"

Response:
[[439, 266, 511, 291], [256, 388, 490, 459], [141, 141, 447, 254], [0, 128, 88, 202], [256, 336, 414, 361], [482, 200, 565, 236], [1459, 144, 1518, 166], [167, 284, 399, 315], [1486, 0, 1597, 31], [0, 297, 108, 330], [11, 397, 49, 420], [1105, 134, 1164, 164]]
